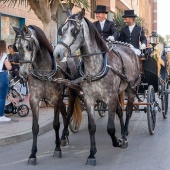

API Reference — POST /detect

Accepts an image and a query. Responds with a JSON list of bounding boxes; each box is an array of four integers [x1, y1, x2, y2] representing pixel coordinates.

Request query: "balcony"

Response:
[[116, 0, 132, 11]]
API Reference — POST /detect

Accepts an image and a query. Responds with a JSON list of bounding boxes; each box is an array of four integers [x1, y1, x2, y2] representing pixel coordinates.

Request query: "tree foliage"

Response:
[[1, 0, 89, 9], [0, 0, 89, 44], [158, 34, 167, 45], [0, 0, 89, 24]]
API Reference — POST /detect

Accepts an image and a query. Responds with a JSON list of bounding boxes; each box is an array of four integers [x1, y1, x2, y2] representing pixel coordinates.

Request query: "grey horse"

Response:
[[13, 25, 82, 165], [54, 8, 140, 166]]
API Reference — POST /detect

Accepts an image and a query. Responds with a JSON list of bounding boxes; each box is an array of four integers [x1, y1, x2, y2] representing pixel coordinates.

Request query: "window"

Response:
[[1, 15, 23, 46]]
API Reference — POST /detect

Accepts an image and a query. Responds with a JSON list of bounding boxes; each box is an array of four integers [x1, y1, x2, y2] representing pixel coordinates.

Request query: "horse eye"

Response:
[[71, 28, 77, 36], [26, 45, 29, 50]]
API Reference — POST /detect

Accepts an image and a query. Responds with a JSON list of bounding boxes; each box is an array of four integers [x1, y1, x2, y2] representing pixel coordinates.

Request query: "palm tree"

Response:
[[0, 0, 89, 45]]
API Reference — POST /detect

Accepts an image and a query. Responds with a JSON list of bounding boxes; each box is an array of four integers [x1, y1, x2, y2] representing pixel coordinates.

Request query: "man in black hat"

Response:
[[119, 10, 147, 55], [93, 5, 118, 41]]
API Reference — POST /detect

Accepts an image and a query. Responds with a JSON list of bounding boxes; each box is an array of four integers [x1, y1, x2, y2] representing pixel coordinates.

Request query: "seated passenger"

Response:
[[118, 10, 147, 56], [93, 5, 118, 41]]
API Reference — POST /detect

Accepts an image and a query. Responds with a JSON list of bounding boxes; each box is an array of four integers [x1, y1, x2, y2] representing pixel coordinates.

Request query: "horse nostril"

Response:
[[57, 54, 60, 58]]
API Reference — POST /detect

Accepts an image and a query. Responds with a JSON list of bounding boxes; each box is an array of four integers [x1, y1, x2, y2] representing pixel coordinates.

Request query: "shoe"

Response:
[[0, 116, 11, 122]]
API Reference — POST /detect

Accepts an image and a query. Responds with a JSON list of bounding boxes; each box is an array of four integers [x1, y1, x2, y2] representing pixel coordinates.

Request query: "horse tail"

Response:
[[119, 91, 125, 110], [72, 95, 83, 128]]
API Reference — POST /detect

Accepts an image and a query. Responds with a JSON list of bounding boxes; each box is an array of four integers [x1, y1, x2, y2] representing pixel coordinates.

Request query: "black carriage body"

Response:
[[139, 56, 158, 93], [139, 55, 166, 93]]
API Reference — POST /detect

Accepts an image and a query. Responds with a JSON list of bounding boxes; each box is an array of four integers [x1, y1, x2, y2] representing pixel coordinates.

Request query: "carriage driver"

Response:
[[119, 10, 147, 56], [93, 5, 118, 41]]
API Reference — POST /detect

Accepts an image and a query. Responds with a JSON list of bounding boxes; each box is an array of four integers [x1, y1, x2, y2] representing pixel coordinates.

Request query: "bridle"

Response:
[[58, 18, 84, 56], [15, 31, 57, 81], [15, 34, 34, 64]]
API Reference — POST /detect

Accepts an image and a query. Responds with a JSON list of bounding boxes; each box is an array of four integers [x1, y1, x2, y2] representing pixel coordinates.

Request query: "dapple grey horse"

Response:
[[54, 8, 140, 166], [13, 25, 82, 165]]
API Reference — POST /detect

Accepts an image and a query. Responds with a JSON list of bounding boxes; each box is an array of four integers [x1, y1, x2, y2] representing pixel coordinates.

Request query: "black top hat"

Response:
[[94, 5, 108, 14], [122, 10, 137, 18]]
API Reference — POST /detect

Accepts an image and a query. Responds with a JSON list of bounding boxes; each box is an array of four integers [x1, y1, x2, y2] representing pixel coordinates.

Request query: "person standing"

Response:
[[93, 5, 118, 41], [7, 45, 20, 79], [119, 10, 147, 56], [0, 40, 12, 122]]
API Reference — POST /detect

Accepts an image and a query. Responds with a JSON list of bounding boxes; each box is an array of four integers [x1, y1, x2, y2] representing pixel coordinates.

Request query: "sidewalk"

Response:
[[0, 94, 54, 146]]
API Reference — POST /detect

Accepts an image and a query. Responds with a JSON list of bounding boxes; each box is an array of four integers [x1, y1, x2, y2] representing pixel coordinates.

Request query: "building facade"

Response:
[[0, 2, 43, 46], [95, 0, 157, 35], [0, 0, 157, 45]]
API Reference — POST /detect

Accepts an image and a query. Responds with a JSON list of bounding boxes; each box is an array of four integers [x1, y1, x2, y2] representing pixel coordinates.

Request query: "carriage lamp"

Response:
[[150, 31, 159, 49]]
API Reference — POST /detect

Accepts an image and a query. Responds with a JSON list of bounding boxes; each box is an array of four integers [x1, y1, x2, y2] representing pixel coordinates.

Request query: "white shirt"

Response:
[[129, 24, 135, 33], [0, 53, 7, 71], [100, 19, 106, 30]]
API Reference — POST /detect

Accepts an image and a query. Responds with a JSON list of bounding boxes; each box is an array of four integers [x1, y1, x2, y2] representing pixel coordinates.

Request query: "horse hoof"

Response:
[[86, 158, 96, 167], [117, 138, 123, 146], [27, 158, 37, 165], [60, 140, 67, 146], [53, 151, 62, 158], [121, 139, 128, 149]]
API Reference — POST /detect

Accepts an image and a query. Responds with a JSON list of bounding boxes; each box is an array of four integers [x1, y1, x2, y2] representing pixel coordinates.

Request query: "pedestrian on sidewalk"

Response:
[[0, 40, 12, 122], [7, 45, 20, 80]]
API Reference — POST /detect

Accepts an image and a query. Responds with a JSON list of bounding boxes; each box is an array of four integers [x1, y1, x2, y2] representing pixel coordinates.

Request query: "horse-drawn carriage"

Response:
[[13, 8, 170, 167], [129, 48, 168, 135], [69, 38, 169, 136]]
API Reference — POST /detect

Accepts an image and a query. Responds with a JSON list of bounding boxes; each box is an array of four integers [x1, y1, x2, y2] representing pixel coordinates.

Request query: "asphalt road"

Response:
[[0, 100, 169, 170]]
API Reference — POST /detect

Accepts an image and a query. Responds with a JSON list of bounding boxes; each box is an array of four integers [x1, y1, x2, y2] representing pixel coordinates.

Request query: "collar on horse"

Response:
[[79, 53, 109, 82]]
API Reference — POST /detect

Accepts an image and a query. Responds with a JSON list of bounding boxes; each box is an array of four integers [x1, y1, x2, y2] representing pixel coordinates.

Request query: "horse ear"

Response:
[[12, 26, 20, 34], [22, 24, 29, 34], [69, 3, 74, 10], [78, 8, 85, 20], [66, 8, 72, 17]]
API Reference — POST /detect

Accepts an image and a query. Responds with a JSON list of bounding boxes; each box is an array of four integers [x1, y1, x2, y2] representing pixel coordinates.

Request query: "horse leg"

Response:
[[123, 87, 135, 142], [116, 102, 125, 136], [85, 102, 97, 167], [107, 98, 122, 147], [28, 98, 39, 165], [60, 89, 76, 146], [53, 98, 62, 158]]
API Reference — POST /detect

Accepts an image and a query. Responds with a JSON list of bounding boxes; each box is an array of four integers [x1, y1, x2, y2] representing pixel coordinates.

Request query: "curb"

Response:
[[0, 118, 53, 146]]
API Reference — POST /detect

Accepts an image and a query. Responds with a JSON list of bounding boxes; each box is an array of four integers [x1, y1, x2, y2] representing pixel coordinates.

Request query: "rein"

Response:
[[70, 51, 106, 58]]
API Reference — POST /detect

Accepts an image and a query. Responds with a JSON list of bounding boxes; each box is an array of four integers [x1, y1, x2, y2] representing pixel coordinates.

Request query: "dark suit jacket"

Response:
[[119, 25, 147, 49], [93, 19, 118, 40]]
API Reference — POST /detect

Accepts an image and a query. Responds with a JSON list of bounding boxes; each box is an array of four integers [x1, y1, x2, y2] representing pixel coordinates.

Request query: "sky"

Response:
[[157, 0, 170, 37]]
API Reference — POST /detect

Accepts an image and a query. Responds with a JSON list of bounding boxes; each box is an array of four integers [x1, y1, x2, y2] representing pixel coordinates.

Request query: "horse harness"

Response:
[[15, 25, 129, 89], [55, 18, 129, 85], [15, 33, 57, 82]]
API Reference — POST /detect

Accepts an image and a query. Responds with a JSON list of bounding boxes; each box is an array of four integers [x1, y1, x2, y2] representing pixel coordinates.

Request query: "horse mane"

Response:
[[28, 25, 53, 54], [83, 17, 108, 53]]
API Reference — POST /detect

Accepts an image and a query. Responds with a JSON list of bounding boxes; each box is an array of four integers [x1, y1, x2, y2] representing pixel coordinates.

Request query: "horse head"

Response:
[[13, 25, 40, 76], [54, 8, 85, 62]]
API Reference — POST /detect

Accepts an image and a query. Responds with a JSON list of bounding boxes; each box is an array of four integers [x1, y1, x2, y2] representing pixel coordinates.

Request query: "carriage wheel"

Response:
[[97, 102, 107, 117], [17, 104, 29, 117], [161, 82, 169, 119], [147, 85, 156, 135], [69, 117, 80, 133]]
